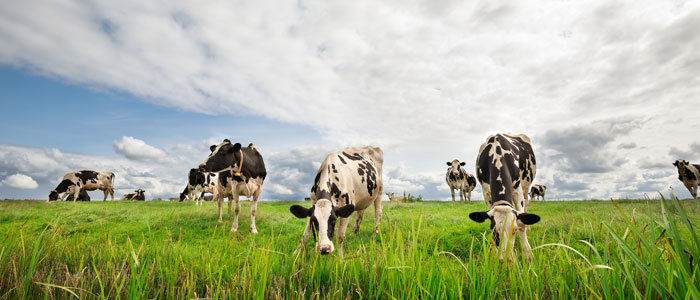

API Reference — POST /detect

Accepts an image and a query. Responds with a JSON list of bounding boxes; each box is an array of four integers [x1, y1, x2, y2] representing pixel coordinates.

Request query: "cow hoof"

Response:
[[250, 228, 258, 234], [231, 228, 238, 233]]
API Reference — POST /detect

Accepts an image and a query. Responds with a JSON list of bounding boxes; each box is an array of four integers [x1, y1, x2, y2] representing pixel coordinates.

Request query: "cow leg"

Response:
[[103, 189, 108, 201], [228, 195, 233, 215], [450, 188, 456, 202], [352, 210, 364, 234], [373, 194, 383, 235], [72, 189, 80, 203], [337, 215, 351, 256], [231, 186, 241, 232], [249, 187, 261, 234], [467, 188, 472, 202], [110, 188, 114, 201], [692, 183, 698, 199]]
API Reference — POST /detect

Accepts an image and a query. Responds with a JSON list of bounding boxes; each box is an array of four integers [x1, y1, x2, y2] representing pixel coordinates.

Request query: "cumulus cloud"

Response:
[[1, 173, 39, 189], [113, 136, 167, 161], [1, 1, 699, 200]]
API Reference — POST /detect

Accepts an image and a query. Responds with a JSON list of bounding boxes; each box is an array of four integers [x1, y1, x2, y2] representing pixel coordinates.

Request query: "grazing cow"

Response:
[[290, 146, 383, 255], [48, 170, 115, 202], [469, 133, 541, 261], [123, 189, 145, 201], [386, 192, 405, 202], [446, 159, 477, 201], [199, 140, 267, 233], [529, 184, 547, 201], [179, 169, 218, 205], [65, 190, 91, 202], [673, 159, 699, 199]]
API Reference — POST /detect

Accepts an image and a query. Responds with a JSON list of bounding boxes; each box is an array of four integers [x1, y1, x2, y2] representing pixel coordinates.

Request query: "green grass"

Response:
[[0, 196, 698, 299]]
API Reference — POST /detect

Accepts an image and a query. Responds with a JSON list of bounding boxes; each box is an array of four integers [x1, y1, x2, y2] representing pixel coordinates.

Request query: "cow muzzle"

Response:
[[318, 244, 333, 255]]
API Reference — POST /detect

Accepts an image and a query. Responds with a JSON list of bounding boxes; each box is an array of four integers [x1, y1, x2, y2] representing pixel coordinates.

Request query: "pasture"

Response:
[[0, 197, 698, 299]]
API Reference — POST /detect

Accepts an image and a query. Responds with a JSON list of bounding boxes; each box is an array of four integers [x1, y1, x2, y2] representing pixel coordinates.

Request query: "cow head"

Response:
[[446, 159, 466, 177], [469, 206, 540, 260], [386, 192, 394, 199], [199, 140, 241, 173], [289, 199, 355, 255], [48, 190, 59, 201]]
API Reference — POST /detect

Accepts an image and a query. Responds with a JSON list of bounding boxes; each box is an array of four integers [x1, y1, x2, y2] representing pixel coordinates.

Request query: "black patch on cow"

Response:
[[180, 186, 188, 201], [201, 141, 267, 182], [75, 170, 99, 185], [342, 152, 363, 161], [466, 174, 477, 188], [338, 155, 347, 164], [54, 179, 74, 194]]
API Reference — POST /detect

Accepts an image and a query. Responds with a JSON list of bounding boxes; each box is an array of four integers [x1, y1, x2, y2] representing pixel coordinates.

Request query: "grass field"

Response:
[[0, 196, 698, 299]]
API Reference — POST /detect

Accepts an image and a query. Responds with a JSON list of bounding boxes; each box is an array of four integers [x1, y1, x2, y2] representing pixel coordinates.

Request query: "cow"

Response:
[[64, 190, 91, 202], [446, 159, 477, 202], [199, 140, 267, 233], [386, 192, 405, 202], [48, 170, 115, 202], [673, 159, 699, 199], [529, 184, 547, 201], [468, 133, 541, 262], [290, 146, 383, 255], [179, 169, 218, 205], [123, 189, 145, 201]]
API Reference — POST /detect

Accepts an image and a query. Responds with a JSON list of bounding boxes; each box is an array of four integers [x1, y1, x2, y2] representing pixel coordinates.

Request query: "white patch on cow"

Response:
[[313, 199, 335, 253]]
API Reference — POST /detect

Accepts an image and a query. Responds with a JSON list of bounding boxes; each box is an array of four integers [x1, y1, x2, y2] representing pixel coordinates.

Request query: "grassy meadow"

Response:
[[0, 196, 698, 299]]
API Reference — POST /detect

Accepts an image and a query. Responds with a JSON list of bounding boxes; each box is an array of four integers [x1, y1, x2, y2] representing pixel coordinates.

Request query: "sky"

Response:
[[1, 0, 700, 201]]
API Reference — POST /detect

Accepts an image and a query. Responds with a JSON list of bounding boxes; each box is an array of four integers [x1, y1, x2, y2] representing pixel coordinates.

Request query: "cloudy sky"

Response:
[[1, 0, 699, 201]]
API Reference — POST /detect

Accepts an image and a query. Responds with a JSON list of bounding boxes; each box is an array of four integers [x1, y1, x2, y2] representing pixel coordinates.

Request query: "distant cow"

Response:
[[529, 184, 547, 201], [290, 146, 383, 255], [65, 190, 90, 202], [199, 140, 267, 233], [179, 169, 218, 205], [469, 133, 541, 261], [123, 189, 145, 201], [48, 170, 115, 202], [386, 192, 404, 202], [446, 159, 477, 202], [673, 159, 699, 199]]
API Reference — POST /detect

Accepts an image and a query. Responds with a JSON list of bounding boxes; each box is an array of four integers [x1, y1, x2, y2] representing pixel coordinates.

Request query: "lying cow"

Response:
[[446, 159, 477, 201], [529, 184, 547, 201], [48, 170, 115, 202], [199, 140, 267, 233], [65, 190, 90, 202], [469, 133, 541, 261], [673, 159, 699, 199], [290, 146, 383, 255], [386, 192, 405, 202], [179, 169, 218, 205], [123, 189, 145, 201]]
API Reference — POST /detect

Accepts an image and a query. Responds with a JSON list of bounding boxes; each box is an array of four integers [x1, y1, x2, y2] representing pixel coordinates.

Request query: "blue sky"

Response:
[[1, 0, 700, 201]]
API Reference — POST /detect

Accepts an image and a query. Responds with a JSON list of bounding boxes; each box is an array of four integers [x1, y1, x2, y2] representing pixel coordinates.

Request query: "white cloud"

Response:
[[1, 173, 39, 189], [113, 136, 167, 161], [1, 1, 700, 200]]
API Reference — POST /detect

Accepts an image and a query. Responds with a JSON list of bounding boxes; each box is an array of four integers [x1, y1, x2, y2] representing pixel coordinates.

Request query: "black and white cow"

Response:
[[123, 189, 145, 201], [199, 140, 267, 233], [179, 169, 218, 205], [673, 159, 699, 199], [64, 190, 91, 202], [469, 133, 541, 261], [529, 184, 547, 201], [48, 170, 115, 202], [446, 159, 477, 202], [290, 146, 383, 255]]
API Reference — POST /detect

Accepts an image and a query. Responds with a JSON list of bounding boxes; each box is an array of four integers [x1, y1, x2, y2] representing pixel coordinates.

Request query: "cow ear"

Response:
[[460, 162, 466, 166], [469, 211, 490, 223], [336, 204, 355, 218], [673, 161, 678, 166], [684, 160, 689, 164], [210, 145, 216, 152], [446, 162, 452, 166], [290, 205, 311, 218], [518, 213, 541, 225], [231, 143, 242, 153]]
